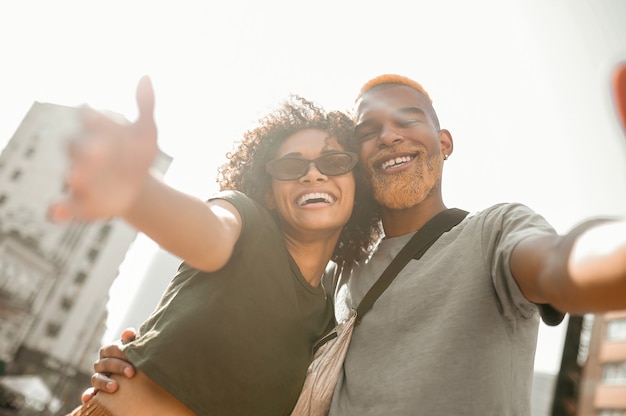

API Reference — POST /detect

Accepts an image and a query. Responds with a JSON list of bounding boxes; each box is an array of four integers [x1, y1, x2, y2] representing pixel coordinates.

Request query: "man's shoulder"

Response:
[[458, 203, 554, 239], [463, 202, 555, 244], [469, 202, 535, 218]]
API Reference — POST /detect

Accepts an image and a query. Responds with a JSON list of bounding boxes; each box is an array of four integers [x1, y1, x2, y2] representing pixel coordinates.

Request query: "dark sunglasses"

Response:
[[265, 151, 359, 181]]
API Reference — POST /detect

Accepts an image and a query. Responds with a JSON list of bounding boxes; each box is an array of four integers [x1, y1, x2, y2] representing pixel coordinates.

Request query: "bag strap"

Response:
[[355, 208, 468, 324]]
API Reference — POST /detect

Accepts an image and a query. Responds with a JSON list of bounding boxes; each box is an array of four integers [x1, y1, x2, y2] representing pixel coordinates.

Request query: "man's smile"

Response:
[[374, 152, 419, 172]]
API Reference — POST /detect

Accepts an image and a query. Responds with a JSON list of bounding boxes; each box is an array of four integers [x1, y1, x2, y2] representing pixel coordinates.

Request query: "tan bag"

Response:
[[290, 309, 357, 416], [291, 208, 468, 416]]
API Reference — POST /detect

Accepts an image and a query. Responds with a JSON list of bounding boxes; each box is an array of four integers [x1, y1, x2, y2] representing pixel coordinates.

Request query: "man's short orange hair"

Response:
[[356, 74, 432, 103]]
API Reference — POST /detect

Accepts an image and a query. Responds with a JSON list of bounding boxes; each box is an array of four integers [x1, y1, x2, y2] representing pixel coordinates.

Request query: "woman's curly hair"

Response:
[[217, 95, 381, 267]]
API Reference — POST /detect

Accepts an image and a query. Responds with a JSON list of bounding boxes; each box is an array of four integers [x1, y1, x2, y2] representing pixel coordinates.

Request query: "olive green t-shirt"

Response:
[[123, 190, 333, 415]]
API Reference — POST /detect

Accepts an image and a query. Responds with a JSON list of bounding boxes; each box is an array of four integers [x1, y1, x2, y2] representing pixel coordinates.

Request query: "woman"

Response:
[[50, 77, 380, 415]]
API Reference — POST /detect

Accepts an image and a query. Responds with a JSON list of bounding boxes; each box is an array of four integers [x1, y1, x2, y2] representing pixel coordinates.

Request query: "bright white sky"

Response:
[[1, 0, 625, 375]]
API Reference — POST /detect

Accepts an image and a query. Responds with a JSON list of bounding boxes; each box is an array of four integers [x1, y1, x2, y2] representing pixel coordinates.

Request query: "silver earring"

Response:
[[443, 154, 449, 160]]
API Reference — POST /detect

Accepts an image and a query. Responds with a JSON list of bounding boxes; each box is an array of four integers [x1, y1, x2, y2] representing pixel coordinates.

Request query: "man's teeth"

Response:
[[382, 156, 413, 170], [297, 193, 336, 206]]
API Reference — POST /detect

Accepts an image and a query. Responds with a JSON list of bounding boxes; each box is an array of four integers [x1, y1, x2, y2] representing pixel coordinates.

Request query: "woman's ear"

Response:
[[264, 189, 276, 209]]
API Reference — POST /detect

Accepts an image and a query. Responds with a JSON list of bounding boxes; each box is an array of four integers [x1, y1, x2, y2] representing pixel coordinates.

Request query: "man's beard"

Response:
[[366, 150, 443, 210]]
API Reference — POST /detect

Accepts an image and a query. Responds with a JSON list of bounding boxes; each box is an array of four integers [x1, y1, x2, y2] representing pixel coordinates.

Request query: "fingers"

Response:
[[135, 75, 156, 133], [95, 342, 135, 380], [613, 62, 626, 133], [94, 356, 134, 376], [47, 201, 74, 223], [47, 106, 117, 223], [81, 387, 97, 404], [121, 327, 137, 344], [98, 342, 129, 360], [92, 340, 134, 393], [48, 76, 158, 224], [91, 372, 119, 393], [47, 106, 106, 223]]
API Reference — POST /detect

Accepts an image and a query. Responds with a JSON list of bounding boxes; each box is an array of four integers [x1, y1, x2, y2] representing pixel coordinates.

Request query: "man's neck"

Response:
[[381, 199, 448, 238]]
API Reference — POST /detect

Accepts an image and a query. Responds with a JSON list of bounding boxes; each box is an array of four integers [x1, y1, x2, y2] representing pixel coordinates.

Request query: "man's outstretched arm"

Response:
[[511, 219, 626, 315]]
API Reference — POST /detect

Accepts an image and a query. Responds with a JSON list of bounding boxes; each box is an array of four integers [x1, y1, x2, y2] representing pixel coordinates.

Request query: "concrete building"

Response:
[[578, 311, 626, 416], [105, 247, 181, 341], [0, 102, 171, 413], [532, 372, 557, 416]]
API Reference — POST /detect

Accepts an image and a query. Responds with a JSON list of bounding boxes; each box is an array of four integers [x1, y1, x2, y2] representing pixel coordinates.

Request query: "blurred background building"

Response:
[[577, 311, 626, 415], [0, 102, 171, 414]]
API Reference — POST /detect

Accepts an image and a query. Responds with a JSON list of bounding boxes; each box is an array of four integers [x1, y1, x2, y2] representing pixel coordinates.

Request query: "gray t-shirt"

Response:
[[329, 203, 558, 416]]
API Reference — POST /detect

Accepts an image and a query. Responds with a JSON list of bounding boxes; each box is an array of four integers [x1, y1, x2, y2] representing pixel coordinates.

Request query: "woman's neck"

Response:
[[283, 232, 340, 287]]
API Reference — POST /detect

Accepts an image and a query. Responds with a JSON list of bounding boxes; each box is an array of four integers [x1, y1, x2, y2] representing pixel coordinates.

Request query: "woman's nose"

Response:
[[299, 162, 327, 182]]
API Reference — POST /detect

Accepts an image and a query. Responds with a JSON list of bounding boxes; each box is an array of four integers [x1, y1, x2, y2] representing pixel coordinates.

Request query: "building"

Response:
[[104, 247, 181, 342], [0, 102, 171, 413], [577, 311, 626, 416], [532, 371, 557, 416]]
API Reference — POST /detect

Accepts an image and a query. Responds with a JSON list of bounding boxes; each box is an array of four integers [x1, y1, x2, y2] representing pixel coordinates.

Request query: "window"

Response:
[[602, 361, 626, 385], [97, 224, 112, 243], [60, 297, 74, 311], [74, 271, 87, 284], [87, 248, 99, 262], [607, 318, 626, 341], [46, 322, 61, 338], [598, 411, 625, 416]]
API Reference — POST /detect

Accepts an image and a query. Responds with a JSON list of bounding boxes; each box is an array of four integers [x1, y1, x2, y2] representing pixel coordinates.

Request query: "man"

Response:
[[327, 74, 626, 415], [90, 75, 626, 414]]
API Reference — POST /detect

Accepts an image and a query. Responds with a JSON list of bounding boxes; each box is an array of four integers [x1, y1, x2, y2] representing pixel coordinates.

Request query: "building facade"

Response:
[[0, 102, 171, 413], [578, 311, 626, 416]]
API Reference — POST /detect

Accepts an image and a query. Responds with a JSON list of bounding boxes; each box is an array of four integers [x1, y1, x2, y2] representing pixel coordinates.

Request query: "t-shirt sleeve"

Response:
[[208, 190, 262, 235], [481, 203, 565, 325], [537, 304, 565, 326]]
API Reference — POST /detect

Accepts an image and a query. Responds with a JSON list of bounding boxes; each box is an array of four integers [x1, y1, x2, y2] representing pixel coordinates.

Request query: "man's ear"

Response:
[[439, 129, 454, 157], [265, 189, 276, 209]]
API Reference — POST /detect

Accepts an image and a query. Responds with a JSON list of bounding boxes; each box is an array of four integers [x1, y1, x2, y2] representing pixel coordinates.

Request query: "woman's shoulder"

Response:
[[209, 190, 267, 217], [210, 190, 278, 237]]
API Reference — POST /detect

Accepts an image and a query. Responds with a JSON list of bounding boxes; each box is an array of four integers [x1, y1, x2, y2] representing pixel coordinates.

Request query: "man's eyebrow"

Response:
[[394, 107, 426, 117], [354, 118, 375, 131], [355, 106, 427, 131]]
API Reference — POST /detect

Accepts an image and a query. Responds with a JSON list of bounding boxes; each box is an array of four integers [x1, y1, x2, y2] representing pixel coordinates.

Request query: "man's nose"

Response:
[[379, 124, 403, 147]]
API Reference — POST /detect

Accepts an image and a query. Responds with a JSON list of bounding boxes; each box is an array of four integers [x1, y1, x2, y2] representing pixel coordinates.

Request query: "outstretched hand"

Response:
[[613, 61, 626, 133], [49, 76, 158, 222]]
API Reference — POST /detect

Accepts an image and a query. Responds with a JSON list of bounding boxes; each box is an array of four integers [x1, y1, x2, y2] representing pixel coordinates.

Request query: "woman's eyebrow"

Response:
[[277, 148, 341, 159], [276, 152, 303, 158]]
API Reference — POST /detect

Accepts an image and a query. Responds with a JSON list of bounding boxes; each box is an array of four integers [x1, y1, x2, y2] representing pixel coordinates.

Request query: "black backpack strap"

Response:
[[356, 208, 468, 324], [411, 208, 469, 260]]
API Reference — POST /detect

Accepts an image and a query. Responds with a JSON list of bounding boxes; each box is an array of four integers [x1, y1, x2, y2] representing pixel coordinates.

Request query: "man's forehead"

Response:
[[355, 84, 429, 121]]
